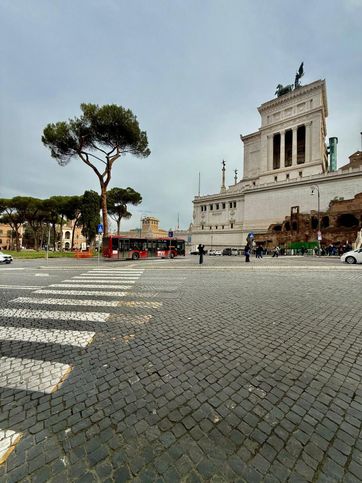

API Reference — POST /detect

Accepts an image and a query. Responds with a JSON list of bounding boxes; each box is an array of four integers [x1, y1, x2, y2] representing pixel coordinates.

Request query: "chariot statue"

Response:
[[275, 62, 304, 97]]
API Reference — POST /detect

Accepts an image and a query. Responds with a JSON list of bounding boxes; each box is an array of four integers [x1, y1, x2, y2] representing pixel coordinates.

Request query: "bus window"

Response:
[[112, 238, 119, 251]]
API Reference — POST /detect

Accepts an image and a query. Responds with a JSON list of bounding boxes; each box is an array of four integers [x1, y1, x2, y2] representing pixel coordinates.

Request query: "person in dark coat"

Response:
[[198, 244, 205, 264], [244, 244, 250, 262]]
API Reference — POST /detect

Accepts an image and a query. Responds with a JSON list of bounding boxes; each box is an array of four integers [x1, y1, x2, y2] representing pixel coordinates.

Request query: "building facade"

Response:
[[192, 79, 362, 249]]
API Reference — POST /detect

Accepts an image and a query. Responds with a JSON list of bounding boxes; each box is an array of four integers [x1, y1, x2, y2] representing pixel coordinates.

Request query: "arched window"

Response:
[[65, 231, 71, 240], [337, 214, 358, 227]]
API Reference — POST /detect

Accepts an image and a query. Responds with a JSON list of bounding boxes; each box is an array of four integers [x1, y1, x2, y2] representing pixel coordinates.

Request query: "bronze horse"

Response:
[[275, 84, 293, 97]]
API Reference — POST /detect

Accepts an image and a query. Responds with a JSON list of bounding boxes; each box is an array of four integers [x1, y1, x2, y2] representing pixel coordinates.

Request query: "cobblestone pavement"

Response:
[[0, 257, 362, 482]]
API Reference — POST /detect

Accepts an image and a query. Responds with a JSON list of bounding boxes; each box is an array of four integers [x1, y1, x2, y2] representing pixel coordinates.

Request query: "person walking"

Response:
[[244, 243, 251, 263], [272, 246, 280, 258], [256, 245, 263, 259], [198, 244, 205, 265]]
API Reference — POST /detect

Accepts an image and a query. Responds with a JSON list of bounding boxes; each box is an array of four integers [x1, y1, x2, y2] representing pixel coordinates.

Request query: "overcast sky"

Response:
[[1, 0, 361, 232]]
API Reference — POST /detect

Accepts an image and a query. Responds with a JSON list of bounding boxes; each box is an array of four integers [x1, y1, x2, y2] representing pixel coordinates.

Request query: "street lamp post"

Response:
[[310, 185, 321, 256]]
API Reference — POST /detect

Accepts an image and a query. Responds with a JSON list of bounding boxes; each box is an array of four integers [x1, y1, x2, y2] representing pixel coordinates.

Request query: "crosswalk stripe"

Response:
[[0, 356, 71, 394], [10, 297, 162, 308], [62, 279, 136, 284], [49, 284, 133, 289], [89, 268, 144, 275], [0, 429, 22, 465], [34, 289, 158, 297], [116, 301, 162, 308], [0, 308, 110, 322], [71, 276, 140, 279], [0, 326, 95, 347], [0, 285, 43, 290], [11, 297, 120, 307]]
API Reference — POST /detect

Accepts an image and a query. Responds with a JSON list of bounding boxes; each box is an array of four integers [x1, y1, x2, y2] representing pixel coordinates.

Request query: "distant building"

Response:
[[0, 223, 23, 250], [61, 221, 87, 250], [192, 78, 362, 249], [118, 217, 168, 239]]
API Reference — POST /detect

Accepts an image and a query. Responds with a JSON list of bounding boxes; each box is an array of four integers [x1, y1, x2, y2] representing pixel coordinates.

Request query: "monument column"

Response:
[[292, 127, 298, 165], [280, 130, 285, 168], [267, 134, 273, 171], [305, 122, 312, 163]]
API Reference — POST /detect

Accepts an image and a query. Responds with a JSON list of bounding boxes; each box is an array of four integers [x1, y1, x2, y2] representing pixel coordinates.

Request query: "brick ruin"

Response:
[[254, 192, 362, 249]]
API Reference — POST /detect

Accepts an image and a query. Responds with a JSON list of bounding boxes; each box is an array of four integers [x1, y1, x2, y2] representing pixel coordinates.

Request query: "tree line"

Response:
[[0, 187, 141, 251]]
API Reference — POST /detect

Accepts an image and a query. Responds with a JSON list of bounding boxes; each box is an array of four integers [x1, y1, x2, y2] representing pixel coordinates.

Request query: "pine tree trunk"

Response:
[[101, 185, 108, 236]]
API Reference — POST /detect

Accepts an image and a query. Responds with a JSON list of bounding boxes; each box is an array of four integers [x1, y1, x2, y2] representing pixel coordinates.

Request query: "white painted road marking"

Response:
[[49, 283, 133, 289], [71, 276, 140, 280], [0, 356, 71, 393], [0, 308, 110, 322], [10, 297, 161, 308], [34, 289, 159, 297], [0, 326, 95, 347], [0, 429, 22, 465], [0, 285, 44, 290], [11, 297, 120, 307], [116, 301, 163, 308], [62, 279, 136, 284], [34, 289, 130, 297]]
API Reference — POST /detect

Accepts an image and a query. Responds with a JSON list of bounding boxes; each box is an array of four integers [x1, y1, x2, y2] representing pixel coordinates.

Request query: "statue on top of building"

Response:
[[294, 62, 304, 88], [275, 62, 304, 97]]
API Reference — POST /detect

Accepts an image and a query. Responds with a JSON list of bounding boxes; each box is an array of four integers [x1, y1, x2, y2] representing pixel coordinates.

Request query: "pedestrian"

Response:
[[272, 246, 280, 258], [198, 244, 205, 264], [244, 244, 250, 262], [255, 245, 263, 259]]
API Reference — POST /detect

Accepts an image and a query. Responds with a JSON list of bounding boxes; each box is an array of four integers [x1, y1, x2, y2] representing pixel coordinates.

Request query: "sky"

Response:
[[1, 0, 361, 232]]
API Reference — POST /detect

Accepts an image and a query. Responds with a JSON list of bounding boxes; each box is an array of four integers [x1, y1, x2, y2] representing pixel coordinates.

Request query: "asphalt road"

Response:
[[0, 255, 361, 482]]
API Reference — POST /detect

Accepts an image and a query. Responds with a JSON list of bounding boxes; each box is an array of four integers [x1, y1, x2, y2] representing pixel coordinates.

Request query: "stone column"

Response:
[[292, 127, 297, 165], [280, 130, 285, 168], [267, 135, 272, 171]]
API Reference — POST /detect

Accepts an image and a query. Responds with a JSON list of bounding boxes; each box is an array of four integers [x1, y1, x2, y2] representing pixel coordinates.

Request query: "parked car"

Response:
[[340, 248, 362, 264], [222, 248, 232, 256], [231, 249, 239, 256], [0, 253, 13, 264], [208, 250, 216, 256], [214, 250, 222, 256]]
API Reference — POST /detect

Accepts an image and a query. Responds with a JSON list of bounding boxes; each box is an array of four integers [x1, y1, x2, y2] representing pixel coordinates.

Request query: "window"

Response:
[[233, 202, 236, 208], [201, 225, 204, 230], [253, 181, 256, 186], [285, 129, 292, 167], [210, 204, 213, 211], [216, 203, 219, 210], [299, 171, 303, 178], [274, 176, 278, 182], [297, 125, 306, 164], [222, 225, 224, 229], [222, 203, 226, 209], [286, 174, 290, 180], [229, 202, 232, 208], [215, 226, 218, 230], [231, 223, 234, 229], [273, 133, 281, 169], [209, 226, 212, 230]]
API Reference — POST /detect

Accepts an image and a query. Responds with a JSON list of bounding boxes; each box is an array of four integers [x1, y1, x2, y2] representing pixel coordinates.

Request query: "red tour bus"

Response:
[[102, 235, 186, 260]]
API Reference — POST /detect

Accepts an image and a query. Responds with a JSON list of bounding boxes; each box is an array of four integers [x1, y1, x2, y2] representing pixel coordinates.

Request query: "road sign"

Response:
[[168, 231, 174, 238], [97, 223, 103, 234]]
